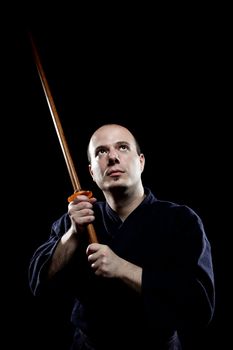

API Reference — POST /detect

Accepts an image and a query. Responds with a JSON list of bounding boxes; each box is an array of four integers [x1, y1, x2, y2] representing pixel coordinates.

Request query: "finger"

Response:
[[86, 243, 99, 256]]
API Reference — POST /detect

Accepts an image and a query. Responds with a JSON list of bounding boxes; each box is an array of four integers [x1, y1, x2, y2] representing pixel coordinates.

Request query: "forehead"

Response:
[[90, 125, 135, 149]]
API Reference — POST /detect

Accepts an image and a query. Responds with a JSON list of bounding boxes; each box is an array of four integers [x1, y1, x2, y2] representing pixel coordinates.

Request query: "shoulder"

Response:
[[51, 212, 70, 236], [146, 196, 205, 239], [156, 200, 204, 229], [147, 195, 199, 218], [159, 200, 201, 219], [144, 187, 200, 219], [154, 201, 208, 257]]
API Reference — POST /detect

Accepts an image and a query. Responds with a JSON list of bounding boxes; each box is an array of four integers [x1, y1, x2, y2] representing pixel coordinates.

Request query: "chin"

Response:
[[103, 180, 127, 191], [110, 185, 128, 195]]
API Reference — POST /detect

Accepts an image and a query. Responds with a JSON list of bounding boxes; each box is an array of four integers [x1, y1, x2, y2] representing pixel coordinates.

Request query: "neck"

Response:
[[103, 183, 145, 221]]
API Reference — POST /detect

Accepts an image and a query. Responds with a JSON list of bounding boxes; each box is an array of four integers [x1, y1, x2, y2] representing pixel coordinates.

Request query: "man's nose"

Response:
[[108, 150, 120, 163]]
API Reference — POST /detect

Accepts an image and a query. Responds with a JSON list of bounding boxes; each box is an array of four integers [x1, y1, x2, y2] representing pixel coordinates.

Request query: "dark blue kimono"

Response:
[[29, 188, 215, 349]]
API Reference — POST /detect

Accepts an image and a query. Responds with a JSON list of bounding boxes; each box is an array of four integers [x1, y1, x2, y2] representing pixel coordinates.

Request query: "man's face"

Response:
[[88, 125, 145, 192]]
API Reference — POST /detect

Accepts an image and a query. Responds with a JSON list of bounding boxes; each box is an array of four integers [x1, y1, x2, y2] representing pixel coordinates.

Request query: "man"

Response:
[[29, 123, 215, 349]]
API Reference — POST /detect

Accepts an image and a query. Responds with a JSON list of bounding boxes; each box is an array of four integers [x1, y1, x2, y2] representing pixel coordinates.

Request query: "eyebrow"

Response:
[[95, 141, 130, 152]]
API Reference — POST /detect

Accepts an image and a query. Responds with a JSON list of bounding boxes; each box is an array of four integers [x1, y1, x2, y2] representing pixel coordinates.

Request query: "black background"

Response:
[[8, 11, 230, 349]]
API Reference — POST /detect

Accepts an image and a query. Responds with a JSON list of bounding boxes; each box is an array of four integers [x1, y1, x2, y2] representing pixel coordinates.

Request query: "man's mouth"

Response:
[[107, 169, 124, 177]]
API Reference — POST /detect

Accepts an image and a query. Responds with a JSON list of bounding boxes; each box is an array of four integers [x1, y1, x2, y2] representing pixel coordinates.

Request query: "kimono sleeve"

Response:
[[141, 205, 215, 330], [28, 213, 70, 296]]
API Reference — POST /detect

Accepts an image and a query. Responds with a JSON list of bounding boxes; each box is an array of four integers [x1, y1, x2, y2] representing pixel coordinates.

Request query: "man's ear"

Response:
[[140, 153, 145, 173], [89, 164, 95, 182]]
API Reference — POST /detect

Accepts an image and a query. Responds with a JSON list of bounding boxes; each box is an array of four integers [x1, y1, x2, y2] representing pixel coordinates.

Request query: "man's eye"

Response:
[[120, 145, 128, 151], [97, 149, 107, 155]]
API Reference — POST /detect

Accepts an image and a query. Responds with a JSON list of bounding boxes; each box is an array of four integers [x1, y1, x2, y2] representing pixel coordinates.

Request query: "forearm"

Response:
[[118, 259, 142, 293], [48, 229, 79, 278]]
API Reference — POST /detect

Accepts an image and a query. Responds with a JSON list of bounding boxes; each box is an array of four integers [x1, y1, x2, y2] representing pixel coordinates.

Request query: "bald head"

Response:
[[87, 124, 141, 163]]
